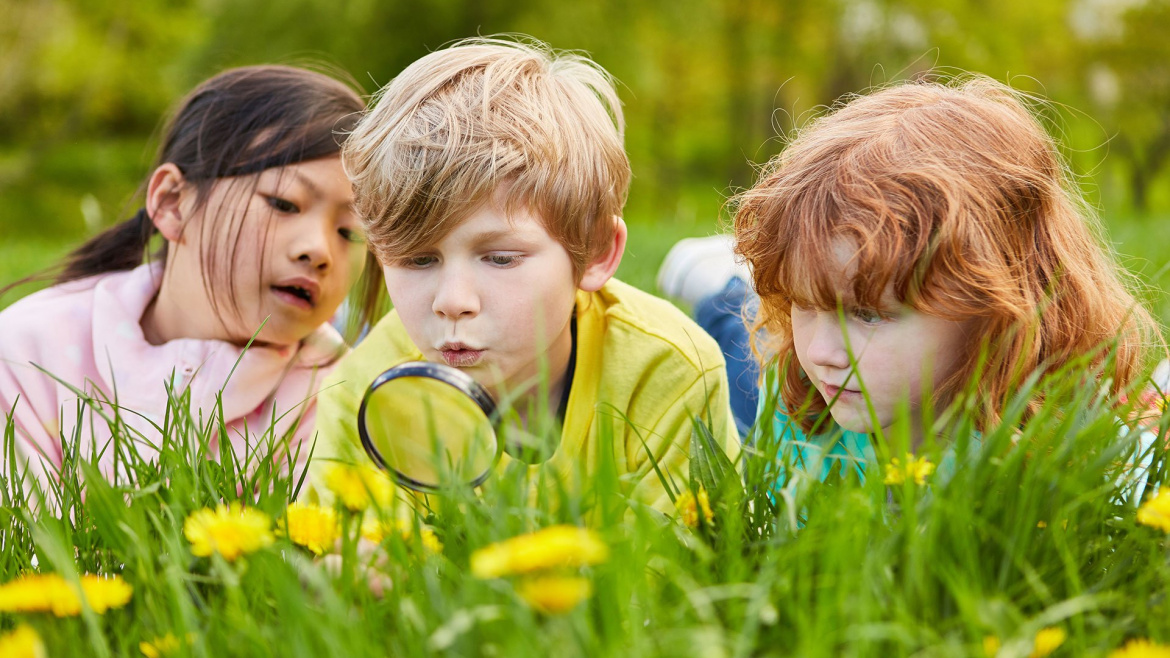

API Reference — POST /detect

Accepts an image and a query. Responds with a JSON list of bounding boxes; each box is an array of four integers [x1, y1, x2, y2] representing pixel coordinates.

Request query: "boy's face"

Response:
[[382, 203, 579, 402], [790, 240, 974, 437]]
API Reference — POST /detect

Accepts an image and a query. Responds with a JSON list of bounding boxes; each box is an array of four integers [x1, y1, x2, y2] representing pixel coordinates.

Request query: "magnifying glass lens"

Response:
[[360, 367, 498, 492]]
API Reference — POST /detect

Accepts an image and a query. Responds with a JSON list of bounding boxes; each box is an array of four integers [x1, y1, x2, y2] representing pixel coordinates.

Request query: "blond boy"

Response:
[[305, 38, 737, 513]]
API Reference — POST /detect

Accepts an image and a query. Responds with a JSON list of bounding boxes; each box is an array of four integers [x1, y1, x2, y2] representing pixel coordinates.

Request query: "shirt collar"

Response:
[[88, 263, 344, 420]]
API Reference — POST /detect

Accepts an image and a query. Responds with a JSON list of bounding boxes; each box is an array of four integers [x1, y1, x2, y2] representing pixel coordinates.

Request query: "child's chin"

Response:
[[252, 324, 312, 350], [827, 409, 878, 434]]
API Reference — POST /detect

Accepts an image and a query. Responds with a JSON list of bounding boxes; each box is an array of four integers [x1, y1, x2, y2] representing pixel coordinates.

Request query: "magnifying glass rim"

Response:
[[358, 360, 501, 493]]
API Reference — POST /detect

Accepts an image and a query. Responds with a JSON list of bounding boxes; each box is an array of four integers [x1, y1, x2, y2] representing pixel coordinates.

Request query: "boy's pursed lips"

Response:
[[437, 341, 485, 367]]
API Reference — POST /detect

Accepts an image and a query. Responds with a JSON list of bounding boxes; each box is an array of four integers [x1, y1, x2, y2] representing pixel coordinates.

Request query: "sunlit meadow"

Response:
[[2, 346, 1170, 658]]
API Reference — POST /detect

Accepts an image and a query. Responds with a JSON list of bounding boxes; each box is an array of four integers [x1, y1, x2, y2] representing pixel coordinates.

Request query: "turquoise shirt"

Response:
[[767, 408, 876, 482], [762, 403, 977, 487], [757, 371, 973, 485]]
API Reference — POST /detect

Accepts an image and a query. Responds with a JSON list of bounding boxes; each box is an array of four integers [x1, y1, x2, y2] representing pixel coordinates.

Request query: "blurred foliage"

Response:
[[3, 0, 1170, 243]]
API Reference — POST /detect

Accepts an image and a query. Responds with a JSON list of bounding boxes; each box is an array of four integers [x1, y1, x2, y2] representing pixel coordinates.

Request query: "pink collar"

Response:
[[88, 263, 344, 422]]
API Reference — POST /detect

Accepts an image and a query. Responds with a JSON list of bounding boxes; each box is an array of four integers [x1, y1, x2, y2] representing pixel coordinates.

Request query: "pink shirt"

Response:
[[0, 263, 345, 486]]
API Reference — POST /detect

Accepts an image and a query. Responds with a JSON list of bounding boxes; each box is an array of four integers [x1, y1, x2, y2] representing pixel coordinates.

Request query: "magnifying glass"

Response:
[[357, 361, 554, 493]]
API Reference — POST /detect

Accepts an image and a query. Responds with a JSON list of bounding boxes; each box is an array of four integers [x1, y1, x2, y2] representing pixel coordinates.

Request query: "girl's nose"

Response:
[[292, 216, 333, 271], [806, 314, 851, 370], [431, 264, 480, 319]]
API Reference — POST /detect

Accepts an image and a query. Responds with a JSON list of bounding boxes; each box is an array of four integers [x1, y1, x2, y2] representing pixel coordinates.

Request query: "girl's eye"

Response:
[[339, 227, 365, 244], [485, 254, 521, 267], [266, 196, 300, 214], [852, 307, 884, 325]]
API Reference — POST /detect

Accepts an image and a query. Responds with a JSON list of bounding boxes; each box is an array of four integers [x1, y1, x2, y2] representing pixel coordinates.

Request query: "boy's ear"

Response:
[[145, 163, 190, 243], [578, 216, 627, 292]]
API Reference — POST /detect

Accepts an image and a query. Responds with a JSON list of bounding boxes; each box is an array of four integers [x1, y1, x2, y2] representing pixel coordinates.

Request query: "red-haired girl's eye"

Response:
[[852, 307, 883, 325]]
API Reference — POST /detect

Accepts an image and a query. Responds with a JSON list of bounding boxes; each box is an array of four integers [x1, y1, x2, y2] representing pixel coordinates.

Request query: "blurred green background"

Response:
[[4, 0, 1170, 320]]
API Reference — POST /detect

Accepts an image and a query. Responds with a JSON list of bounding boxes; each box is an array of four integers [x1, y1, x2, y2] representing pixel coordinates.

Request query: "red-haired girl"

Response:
[[664, 76, 1161, 477]]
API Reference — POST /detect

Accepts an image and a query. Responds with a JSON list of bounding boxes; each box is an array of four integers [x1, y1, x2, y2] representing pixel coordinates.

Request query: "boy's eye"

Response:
[[266, 196, 300, 214], [485, 254, 521, 267], [404, 255, 436, 268], [851, 307, 884, 324]]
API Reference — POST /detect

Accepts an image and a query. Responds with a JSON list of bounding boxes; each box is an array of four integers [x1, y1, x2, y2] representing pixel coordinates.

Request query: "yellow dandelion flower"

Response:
[[360, 518, 385, 544], [184, 503, 274, 562], [516, 575, 593, 614], [0, 574, 60, 614], [76, 574, 135, 614], [1030, 627, 1066, 658], [361, 518, 443, 553], [1109, 639, 1170, 658], [0, 573, 132, 617], [883, 453, 936, 486], [675, 486, 714, 528], [417, 527, 443, 553], [139, 632, 197, 658], [984, 635, 1001, 656], [471, 525, 609, 579], [280, 503, 339, 555], [0, 624, 45, 658], [324, 464, 395, 512], [1138, 490, 1170, 532]]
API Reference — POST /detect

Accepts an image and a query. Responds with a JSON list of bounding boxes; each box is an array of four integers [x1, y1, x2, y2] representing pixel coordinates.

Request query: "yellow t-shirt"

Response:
[[302, 278, 739, 514]]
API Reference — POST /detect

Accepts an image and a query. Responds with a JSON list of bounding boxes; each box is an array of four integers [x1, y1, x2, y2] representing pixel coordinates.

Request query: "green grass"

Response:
[[3, 175, 1170, 656], [1, 346, 1168, 656], [0, 240, 74, 312]]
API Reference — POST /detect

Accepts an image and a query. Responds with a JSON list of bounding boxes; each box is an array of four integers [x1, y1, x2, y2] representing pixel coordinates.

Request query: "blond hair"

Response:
[[734, 76, 1162, 431], [343, 36, 630, 278]]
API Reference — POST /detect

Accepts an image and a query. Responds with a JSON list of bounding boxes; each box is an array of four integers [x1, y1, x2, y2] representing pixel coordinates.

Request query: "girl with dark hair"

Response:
[[0, 65, 377, 488]]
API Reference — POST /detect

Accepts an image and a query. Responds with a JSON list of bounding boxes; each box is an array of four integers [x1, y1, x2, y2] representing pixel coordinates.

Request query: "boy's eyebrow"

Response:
[[468, 229, 528, 245]]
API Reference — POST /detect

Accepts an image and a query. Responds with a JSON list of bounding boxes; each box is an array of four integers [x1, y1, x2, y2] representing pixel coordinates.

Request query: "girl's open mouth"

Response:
[[272, 284, 315, 309]]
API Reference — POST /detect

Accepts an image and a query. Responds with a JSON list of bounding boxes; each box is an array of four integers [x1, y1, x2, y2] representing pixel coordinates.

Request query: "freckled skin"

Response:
[[790, 240, 974, 436]]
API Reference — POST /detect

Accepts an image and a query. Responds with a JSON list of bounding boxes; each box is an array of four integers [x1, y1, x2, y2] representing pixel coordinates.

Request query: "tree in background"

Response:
[[1088, 0, 1170, 213], [2, 0, 1169, 242]]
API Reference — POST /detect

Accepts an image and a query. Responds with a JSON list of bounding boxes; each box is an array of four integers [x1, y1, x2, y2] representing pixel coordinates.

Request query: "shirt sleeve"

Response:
[[624, 362, 740, 515], [298, 367, 367, 506], [0, 357, 65, 495]]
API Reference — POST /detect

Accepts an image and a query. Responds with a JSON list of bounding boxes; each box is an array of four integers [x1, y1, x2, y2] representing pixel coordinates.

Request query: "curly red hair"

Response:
[[734, 76, 1161, 432]]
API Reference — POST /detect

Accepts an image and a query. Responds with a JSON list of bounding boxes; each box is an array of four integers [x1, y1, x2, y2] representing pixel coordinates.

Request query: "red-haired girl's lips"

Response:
[[440, 348, 484, 367], [822, 384, 862, 401]]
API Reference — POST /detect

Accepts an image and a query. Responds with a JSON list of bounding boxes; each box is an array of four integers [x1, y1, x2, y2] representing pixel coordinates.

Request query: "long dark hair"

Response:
[[5, 64, 384, 342]]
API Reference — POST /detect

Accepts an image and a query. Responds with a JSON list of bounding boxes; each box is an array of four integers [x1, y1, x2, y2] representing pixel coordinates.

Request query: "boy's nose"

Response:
[[432, 265, 480, 319]]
